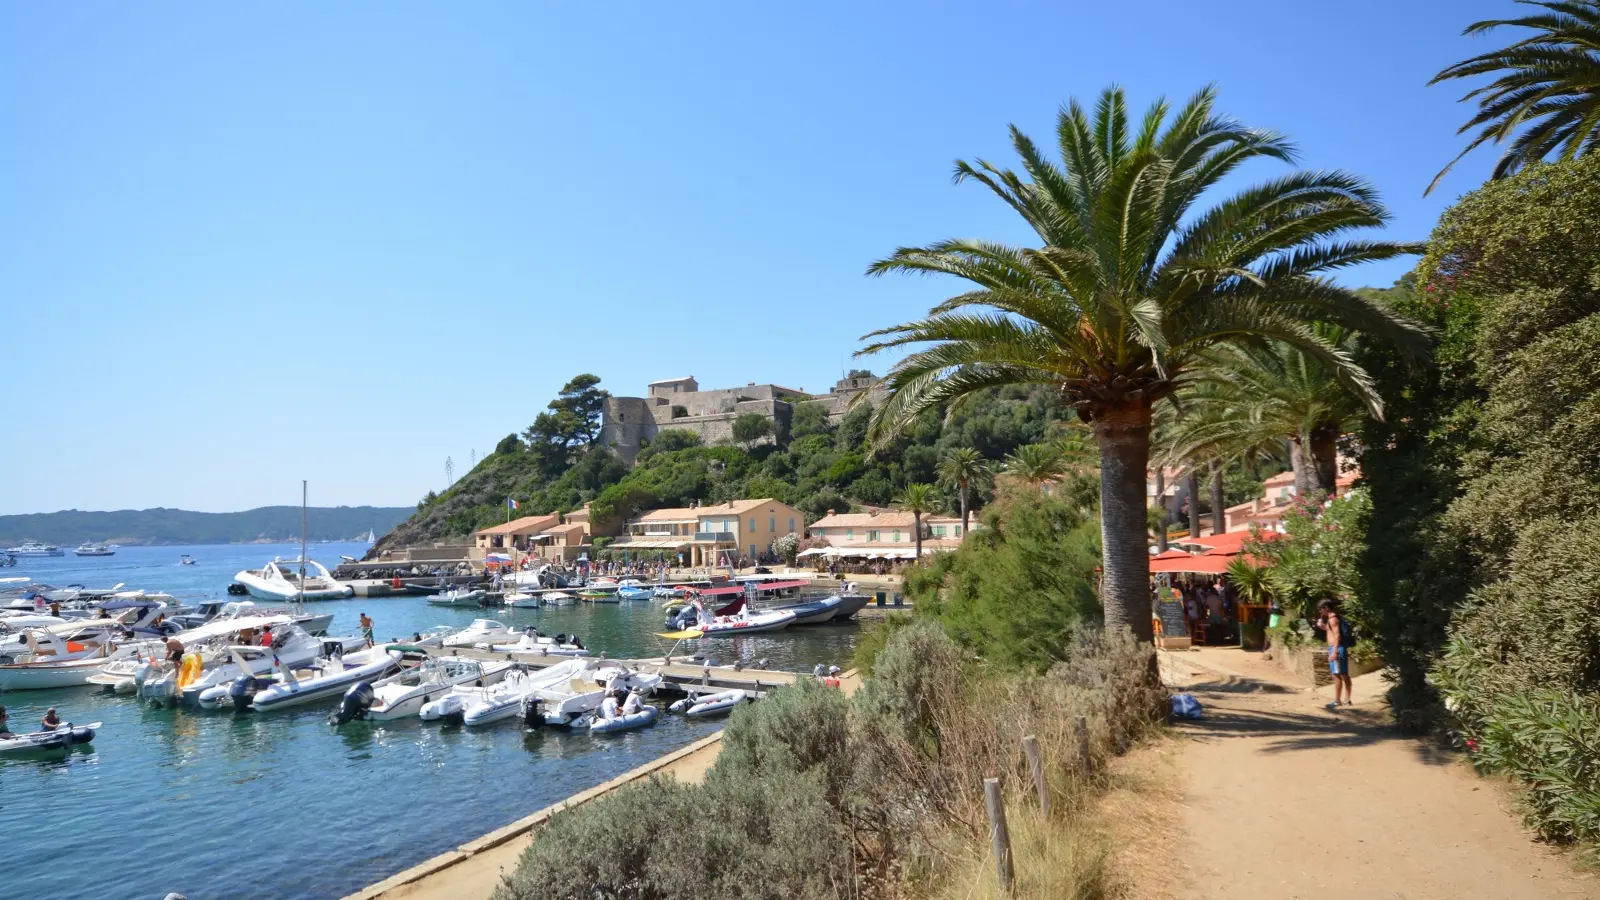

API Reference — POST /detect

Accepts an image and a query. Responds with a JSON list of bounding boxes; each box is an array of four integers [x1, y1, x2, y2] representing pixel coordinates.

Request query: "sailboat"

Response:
[[364, 529, 376, 543]]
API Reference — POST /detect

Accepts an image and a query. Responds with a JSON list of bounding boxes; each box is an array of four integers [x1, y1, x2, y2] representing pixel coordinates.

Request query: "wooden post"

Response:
[[983, 777, 1014, 895], [1022, 734, 1049, 818], [1075, 716, 1091, 772]]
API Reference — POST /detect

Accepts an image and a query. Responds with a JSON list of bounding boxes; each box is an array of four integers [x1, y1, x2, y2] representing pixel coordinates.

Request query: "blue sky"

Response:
[[1, 1, 1510, 514]]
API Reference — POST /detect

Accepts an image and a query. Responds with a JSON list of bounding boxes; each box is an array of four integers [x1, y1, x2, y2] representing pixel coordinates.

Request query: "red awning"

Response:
[[1152, 548, 1194, 560], [696, 579, 810, 597], [1149, 554, 1232, 574], [1192, 530, 1281, 556]]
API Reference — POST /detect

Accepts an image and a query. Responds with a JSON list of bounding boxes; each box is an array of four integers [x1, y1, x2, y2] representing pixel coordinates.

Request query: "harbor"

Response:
[[0, 542, 865, 900]]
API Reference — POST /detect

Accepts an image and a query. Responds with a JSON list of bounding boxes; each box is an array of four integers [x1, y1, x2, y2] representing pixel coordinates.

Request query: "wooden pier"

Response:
[[428, 645, 803, 698]]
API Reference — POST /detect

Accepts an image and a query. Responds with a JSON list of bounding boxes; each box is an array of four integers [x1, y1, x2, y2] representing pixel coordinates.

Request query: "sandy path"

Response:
[[1162, 648, 1597, 899]]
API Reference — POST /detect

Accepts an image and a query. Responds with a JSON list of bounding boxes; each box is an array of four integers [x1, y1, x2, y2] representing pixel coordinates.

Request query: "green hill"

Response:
[[0, 506, 412, 547], [373, 373, 1066, 555]]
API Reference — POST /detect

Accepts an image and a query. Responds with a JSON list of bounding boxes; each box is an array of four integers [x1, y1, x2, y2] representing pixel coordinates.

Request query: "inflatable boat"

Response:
[[590, 704, 658, 734]]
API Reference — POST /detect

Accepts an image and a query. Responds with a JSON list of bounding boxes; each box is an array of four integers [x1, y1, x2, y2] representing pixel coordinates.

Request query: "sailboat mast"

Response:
[[299, 480, 308, 604]]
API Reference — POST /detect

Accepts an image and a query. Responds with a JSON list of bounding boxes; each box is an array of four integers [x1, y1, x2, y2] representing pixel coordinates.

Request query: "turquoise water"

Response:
[[0, 543, 863, 899]]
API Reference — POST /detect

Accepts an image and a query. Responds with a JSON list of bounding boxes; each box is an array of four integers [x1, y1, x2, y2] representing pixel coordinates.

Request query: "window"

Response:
[[932, 526, 945, 537], [954, 525, 963, 537], [769, 516, 775, 532], [893, 529, 901, 542], [788, 517, 795, 533], [749, 516, 757, 533], [846, 528, 854, 540], [868, 530, 879, 542]]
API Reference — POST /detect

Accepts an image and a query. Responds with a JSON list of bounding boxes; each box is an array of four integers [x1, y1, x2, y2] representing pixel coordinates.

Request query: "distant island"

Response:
[[0, 506, 414, 548]]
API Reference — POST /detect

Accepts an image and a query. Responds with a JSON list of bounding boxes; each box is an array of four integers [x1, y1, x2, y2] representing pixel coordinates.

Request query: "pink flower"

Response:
[[1465, 738, 1479, 752]]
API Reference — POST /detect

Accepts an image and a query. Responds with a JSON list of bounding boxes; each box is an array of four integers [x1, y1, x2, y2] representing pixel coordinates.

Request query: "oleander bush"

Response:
[[1462, 690, 1600, 848]]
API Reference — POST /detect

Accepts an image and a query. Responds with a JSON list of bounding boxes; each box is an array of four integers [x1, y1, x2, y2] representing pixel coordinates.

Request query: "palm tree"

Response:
[[895, 483, 942, 560], [1430, 0, 1600, 193], [1002, 443, 1068, 487], [936, 448, 989, 534], [859, 86, 1425, 641], [1170, 329, 1377, 496]]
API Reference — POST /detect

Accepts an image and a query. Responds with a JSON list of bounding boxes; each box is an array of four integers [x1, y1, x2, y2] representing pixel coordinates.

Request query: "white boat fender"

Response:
[[329, 681, 376, 726]]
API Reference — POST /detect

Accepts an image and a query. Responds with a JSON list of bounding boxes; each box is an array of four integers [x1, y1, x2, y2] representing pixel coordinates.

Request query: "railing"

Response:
[[694, 532, 735, 542]]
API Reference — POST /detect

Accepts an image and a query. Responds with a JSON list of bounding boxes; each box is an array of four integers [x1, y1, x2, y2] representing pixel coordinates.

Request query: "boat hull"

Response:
[[591, 705, 658, 734], [0, 658, 106, 691], [250, 656, 401, 712]]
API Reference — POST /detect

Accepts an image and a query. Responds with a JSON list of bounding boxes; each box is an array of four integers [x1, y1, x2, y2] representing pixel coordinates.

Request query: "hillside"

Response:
[[372, 373, 1068, 555], [0, 506, 412, 547]]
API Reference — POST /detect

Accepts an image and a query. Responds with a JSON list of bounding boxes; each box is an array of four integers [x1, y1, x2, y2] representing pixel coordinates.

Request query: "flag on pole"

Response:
[[507, 497, 519, 510]]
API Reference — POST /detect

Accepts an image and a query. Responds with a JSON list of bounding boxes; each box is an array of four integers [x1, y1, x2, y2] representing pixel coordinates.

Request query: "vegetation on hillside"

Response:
[[374, 374, 1066, 553], [0, 506, 409, 547]]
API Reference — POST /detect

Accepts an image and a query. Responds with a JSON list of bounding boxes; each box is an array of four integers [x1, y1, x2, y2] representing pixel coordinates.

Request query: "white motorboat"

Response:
[[540, 591, 576, 607], [0, 722, 99, 755], [688, 607, 797, 637], [233, 557, 353, 601], [73, 543, 116, 557], [0, 635, 165, 691], [180, 555, 197, 566], [488, 629, 589, 657], [0, 623, 119, 666], [248, 644, 403, 713], [6, 541, 63, 557], [334, 656, 512, 723], [130, 617, 322, 705], [502, 590, 545, 609], [0, 612, 67, 630], [421, 661, 579, 725], [441, 619, 522, 649], [427, 587, 487, 607], [166, 599, 334, 637]]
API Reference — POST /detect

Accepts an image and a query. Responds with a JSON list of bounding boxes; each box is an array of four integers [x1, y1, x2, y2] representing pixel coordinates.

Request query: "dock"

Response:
[[429, 645, 803, 698]]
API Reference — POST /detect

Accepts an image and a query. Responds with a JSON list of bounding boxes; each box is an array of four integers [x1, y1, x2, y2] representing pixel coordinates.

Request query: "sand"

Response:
[[1159, 647, 1599, 899]]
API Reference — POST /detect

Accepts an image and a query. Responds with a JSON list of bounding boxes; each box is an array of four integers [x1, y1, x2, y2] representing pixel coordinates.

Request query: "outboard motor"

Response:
[[68, 724, 96, 745], [227, 583, 249, 596], [228, 675, 270, 713], [329, 681, 376, 726], [521, 694, 544, 729]]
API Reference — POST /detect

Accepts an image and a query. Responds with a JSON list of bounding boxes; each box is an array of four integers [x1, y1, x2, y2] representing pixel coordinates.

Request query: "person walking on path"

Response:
[[1317, 598, 1353, 710]]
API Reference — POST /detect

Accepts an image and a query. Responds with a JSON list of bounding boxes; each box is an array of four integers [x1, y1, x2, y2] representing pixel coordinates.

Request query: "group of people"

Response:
[[0, 705, 61, 738], [597, 687, 646, 721], [1174, 579, 1235, 643]]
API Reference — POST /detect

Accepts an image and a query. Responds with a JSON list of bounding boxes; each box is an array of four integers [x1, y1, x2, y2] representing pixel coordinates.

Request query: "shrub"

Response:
[[1465, 690, 1600, 848], [902, 490, 1101, 671], [713, 677, 856, 809], [494, 771, 850, 900]]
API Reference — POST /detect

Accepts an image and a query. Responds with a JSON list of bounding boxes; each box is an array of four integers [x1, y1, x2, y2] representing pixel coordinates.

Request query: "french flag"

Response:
[[507, 497, 519, 510]]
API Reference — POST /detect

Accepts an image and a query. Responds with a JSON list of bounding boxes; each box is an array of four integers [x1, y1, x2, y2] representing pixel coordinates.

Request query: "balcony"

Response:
[[694, 531, 735, 543]]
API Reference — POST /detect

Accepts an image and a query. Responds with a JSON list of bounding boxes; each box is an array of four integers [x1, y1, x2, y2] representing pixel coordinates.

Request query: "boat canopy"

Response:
[[175, 614, 293, 645]]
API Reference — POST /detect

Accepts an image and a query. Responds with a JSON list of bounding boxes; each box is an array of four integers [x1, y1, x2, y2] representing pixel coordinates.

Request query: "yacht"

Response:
[[73, 543, 116, 557], [7, 541, 64, 557], [179, 555, 197, 566], [233, 557, 353, 601]]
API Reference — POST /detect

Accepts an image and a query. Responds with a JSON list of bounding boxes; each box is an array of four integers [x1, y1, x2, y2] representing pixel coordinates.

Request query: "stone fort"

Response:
[[600, 373, 881, 464]]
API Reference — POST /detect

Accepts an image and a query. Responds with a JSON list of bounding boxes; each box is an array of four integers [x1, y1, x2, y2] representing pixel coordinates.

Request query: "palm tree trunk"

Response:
[[1209, 460, 1226, 536], [1289, 437, 1315, 497], [1154, 467, 1168, 552], [1092, 405, 1154, 643], [914, 512, 923, 559], [1309, 426, 1339, 496], [959, 478, 970, 534], [1186, 471, 1201, 537]]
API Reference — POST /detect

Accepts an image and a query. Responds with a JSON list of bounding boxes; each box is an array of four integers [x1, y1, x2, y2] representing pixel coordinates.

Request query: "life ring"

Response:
[[177, 652, 203, 690], [391, 577, 403, 589]]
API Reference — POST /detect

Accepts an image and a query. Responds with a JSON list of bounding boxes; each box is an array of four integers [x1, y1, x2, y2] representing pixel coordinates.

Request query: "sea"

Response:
[[0, 542, 864, 900]]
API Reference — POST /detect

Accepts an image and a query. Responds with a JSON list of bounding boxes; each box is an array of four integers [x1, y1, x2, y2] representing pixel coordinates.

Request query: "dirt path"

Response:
[[1159, 648, 1597, 899]]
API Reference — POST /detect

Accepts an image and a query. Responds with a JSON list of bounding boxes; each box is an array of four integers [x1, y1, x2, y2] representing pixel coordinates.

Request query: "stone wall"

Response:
[[599, 396, 659, 465]]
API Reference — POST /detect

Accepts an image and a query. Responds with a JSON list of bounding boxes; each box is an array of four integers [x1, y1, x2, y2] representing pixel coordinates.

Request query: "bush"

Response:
[[495, 771, 850, 900], [902, 490, 1101, 671], [714, 677, 856, 809], [1464, 691, 1600, 848]]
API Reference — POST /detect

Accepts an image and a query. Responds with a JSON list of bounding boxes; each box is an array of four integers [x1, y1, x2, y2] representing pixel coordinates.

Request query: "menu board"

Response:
[[1157, 600, 1189, 640]]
